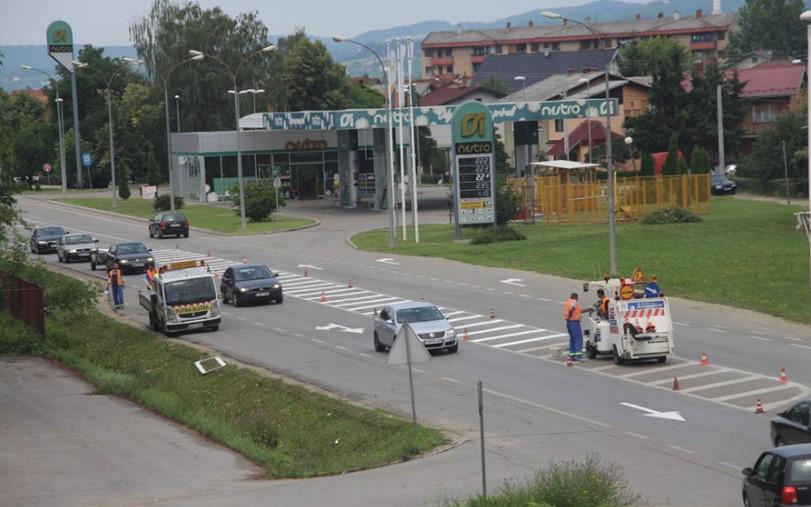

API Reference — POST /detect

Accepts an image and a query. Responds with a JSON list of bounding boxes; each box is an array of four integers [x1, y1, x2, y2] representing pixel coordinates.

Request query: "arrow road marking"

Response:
[[298, 264, 324, 270], [376, 258, 399, 265], [620, 402, 686, 422], [500, 278, 526, 287], [315, 323, 364, 334]]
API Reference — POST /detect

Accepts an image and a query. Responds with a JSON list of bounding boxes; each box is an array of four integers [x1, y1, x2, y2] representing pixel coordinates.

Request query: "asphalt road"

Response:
[[13, 194, 811, 506]]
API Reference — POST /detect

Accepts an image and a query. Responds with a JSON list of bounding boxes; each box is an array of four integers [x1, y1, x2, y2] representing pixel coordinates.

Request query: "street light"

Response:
[[579, 77, 593, 164], [249, 88, 265, 114], [162, 53, 205, 212], [544, 10, 619, 275], [70, 60, 88, 188], [333, 35, 396, 248], [192, 45, 275, 231], [106, 58, 143, 208], [21, 65, 68, 196], [174, 94, 181, 132], [801, 10, 811, 286], [513, 76, 529, 174], [624, 136, 637, 171]]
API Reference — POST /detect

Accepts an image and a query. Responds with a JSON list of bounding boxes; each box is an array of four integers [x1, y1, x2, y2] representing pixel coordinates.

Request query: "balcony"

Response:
[[690, 40, 717, 51], [471, 55, 486, 64], [430, 56, 454, 66]]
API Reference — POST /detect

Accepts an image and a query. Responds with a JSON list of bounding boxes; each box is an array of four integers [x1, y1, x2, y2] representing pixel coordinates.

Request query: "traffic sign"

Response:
[[273, 176, 282, 189], [81, 152, 91, 167], [620, 285, 634, 300], [43, 163, 52, 173]]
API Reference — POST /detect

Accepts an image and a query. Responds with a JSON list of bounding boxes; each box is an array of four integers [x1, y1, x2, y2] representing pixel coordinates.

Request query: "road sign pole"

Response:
[[404, 322, 417, 431], [478, 380, 487, 498], [71, 71, 83, 188]]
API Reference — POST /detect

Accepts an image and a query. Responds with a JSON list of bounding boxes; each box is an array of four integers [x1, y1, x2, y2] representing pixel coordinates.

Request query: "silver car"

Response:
[[56, 233, 98, 263], [373, 301, 458, 354]]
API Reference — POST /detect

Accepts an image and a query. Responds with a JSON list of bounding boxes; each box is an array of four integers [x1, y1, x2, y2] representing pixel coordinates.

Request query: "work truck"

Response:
[[138, 259, 221, 336]]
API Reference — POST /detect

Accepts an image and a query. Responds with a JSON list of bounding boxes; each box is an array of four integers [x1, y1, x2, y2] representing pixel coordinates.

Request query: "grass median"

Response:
[[0, 263, 446, 477], [353, 198, 811, 325], [60, 197, 315, 234]]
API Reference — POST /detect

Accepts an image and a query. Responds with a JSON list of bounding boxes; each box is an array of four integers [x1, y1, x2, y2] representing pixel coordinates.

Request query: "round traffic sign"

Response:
[[43, 163, 52, 173], [620, 284, 634, 300], [272, 176, 282, 189]]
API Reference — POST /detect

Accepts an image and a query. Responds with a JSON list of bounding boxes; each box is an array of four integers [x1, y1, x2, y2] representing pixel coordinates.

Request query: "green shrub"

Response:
[[145, 151, 161, 186], [690, 146, 712, 174], [153, 194, 184, 211], [676, 156, 689, 175], [232, 180, 285, 222], [662, 133, 679, 176], [496, 181, 520, 225], [640, 152, 655, 176], [641, 207, 702, 224], [470, 225, 526, 244], [117, 169, 131, 200]]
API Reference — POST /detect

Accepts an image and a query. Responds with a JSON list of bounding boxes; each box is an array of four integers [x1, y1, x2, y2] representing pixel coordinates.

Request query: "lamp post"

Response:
[[624, 136, 636, 171], [248, 88, 265, 114], [514, 75, 529, 174], [70, 60, 88, 188], [191, 45, 275, 231], [801, 10, 811, 286], [579, 77, 593, 164], [161, 54, 204, 212], [333, 35, 396, 248], [544, 10, 618, 274], [21, 65, 67, 196], [174, 94, 181, 132], [106, 57, 142, 208]]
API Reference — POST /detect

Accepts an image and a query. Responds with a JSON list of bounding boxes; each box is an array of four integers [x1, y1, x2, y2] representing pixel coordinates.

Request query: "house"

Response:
[[418, 84, 503, 106]]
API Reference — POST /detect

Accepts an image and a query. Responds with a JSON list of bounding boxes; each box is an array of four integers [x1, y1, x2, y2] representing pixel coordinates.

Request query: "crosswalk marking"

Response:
[[679, 375, 763, 394], [467, 324, 522, 336], [459, 319, 505, 329], [493, 333, 568, 348], [332, 295, 395, 307], [447, 315, 484, 323], [651, 368, 731, 385], [470, 329, 541, 342], [442, 311, 465, 317], [345, 300, 405, 311]]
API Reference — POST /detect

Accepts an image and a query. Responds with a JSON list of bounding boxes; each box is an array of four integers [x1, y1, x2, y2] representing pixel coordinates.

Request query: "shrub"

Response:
[[662, 133, 679, 176], [690, 146, 712, 174], [640, 152, 655, 176], [118, 168, 131, 200], [232, 180, 286, 222], [676, 156, 689, 175], [470, 225, 526, 244], [641, 207, 702, 224], [495, 180, 520, 225], [153, 194, 184, 211], [145, 151, 161, 186]]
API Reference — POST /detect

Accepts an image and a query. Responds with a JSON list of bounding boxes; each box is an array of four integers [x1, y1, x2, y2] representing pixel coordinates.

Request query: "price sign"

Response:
[[452, 101, 496, 227]]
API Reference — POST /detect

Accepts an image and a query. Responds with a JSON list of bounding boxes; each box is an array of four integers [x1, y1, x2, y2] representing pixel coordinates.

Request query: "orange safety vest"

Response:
[[600, 296, 610, 316], [564, 298, 581, 321], [108, 269, 123, 288]]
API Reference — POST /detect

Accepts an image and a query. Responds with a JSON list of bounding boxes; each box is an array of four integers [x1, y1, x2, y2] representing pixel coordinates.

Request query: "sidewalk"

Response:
[[733, 192, 809, 207]]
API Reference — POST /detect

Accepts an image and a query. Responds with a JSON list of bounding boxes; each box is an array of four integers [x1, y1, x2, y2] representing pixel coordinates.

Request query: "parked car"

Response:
[[148, 212, 189, 239], [742, 444, 811, 506], [29, 225, 66, 254], [373, 301, 458, 354], [56, 233, 98, 263], [711, 172, 738, 195], [772, 400, 811, 447], [220, 264, 283, 306], [91, 241, 154, 274]]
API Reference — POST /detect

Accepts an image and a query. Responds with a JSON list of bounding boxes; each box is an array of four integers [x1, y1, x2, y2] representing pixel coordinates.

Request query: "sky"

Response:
[[0, 0, 647, 46]]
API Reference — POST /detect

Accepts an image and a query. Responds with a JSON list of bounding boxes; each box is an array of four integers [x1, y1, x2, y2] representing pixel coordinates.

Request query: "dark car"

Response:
[[29, 225, 66, 254], [91, 241, 154, 274], [148, 212, 189, 239], [711, 173, 737, 195], [772, 400, 811, 447], [220, 264, 283, 306], [742, 444, 811, 506]]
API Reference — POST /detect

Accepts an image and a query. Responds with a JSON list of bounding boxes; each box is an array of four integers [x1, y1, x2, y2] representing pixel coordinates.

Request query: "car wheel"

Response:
[[183, 232, 189, 238], [743, 493, 752, 507], [373, 332, 386, 352], [656, 356, 667, 364], [612, 345, 625, 365], [447, 344, 459, 354], [209, 325, 219, 332], [221, 288, 229, 304], [774, 436, 785, 447], [148, 228, 153, 238], [57, 252, 63, 263], [234, 293, 242, 307], [586, 342, 598, 359], [275, 295, 284, 304], [90, 258, 97, 271]]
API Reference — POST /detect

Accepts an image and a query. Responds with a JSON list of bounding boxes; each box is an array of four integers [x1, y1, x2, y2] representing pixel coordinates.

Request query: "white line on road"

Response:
[[707, 327, 728, 333], [651, 368, 730, 385], [466, 324, 523, 336], [621, 362, 694, 377], [345, 300, 404, 311], [441, 377, 460, 383], [471, 329, 541, 343], [253, 321, 266, 327], [483, 388, 611, 429], [784, 336, 803, 341], [311, 338, 326, 344], [457, 319, 505, 329], [442, 311, 466, 318], [720, 462, 741, 471], [447, 315, 484, 323], [748, 335, 773, 342], [335, 345, 350, 352], [358, 352, 372, 358], [494, 333, 568, 348], [790, 343, 811, 351], [713, 384, 796, 402], [332, 296, 397, 308], [668, 445, 695, 455], [625, 431, 649, 440], [678, 375, 763, 394], [272, 327, 287, 333]]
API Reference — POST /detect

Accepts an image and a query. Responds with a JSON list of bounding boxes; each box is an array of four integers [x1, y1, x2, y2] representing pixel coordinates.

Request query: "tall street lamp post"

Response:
[[174, 94, 181, 132], [21, 65, 67, 196], [333, 35, 396, 248], [70, 60, 88, 188], [801, 10, 811, 286], [191, 45, 275, 231], [106, 57, 142, 208], [544, 11, 618, 275], [579, 77, 593, 164], [513, 75, 529, 174]]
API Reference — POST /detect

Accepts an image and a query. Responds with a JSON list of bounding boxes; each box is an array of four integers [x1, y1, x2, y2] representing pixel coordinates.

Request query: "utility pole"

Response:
[[716, 84, 725, 176]]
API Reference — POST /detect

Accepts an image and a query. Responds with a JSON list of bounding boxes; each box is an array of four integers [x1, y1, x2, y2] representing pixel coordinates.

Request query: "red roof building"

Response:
[[547, 119, 624, 160]]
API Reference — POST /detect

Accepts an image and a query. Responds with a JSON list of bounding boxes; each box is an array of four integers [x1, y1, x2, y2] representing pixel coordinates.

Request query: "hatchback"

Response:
[[30, 225, 66, 254], [373, 301, 458, 354], [220, 264, 283, 306], [149, 212, 189, 239], [742, 444, 811, 506], [711, 173, 737, 195], [772, 400, 811, 447]]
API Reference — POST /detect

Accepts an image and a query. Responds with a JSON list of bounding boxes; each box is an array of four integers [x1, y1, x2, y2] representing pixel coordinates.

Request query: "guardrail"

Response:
[[0, 272, 45, 336]]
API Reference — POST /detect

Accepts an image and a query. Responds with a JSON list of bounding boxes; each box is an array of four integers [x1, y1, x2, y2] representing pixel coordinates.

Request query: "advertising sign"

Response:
[[46, 20, 74, 72], [81, 152, 91, 167], [452, 101, 495, 227]]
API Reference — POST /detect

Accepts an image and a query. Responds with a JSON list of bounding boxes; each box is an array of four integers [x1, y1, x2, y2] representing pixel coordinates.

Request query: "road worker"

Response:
[[564, 292, 584, 361], [108, 263, 125, 309]]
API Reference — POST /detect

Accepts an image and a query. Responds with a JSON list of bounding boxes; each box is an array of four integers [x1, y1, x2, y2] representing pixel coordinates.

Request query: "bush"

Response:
[[470, 225, 526, 244], [118, 168, 131, 200], [690, 146, 712, 174], [676, 156, 689, 175], [662, 133, 679, 176], [640, 152, 655, 177], [641, 207, 702, 224], [495, 180, 520, 225], [232, 180, 285, 222], [153, 194, 184, 211], [145, 151, 161, 186]]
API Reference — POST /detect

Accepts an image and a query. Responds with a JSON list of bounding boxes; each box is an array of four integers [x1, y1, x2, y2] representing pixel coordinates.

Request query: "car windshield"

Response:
[[792, 458, 811, 483], [396, 306, 444, 323], [165, 277, 217, 306], [235, 266, 273, 281], [65, 234, 93, 245], [711, 174, 727, 183], [39, 227, 64, 236], [117, 243, 148, 254], [163, 214, 186, 222]]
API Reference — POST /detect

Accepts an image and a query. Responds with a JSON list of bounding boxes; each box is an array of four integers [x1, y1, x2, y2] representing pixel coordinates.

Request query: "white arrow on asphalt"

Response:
[[376, 258, 399, 266], [620, 402, 686, 422], [316, 323, 364, 334], [298, 264, 324, 270], [500, 278, 526, 287]]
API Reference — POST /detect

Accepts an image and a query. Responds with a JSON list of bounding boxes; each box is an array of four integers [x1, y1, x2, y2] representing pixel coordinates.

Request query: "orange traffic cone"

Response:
[[304, 268, 309, 277], [672, 377, 681, 391], [348, 279, 353, 288], [320, 291, 328, 303], [700, 352, 709, 366], [489, 308, 496, 319], [779, 368, 788, 384], [463, 328, 470, 342], [566, 356, 573, 367], [755, 399, 764, 414]]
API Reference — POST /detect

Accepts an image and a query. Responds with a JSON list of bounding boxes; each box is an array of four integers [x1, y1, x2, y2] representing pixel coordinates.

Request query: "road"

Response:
[[13, 194, 811, 506]]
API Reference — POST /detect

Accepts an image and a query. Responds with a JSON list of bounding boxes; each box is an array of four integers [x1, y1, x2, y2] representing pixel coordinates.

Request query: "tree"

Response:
[[662, 134, 679, 176], [640, 152, 655, 176], [0, 179, 22, 248], [676, 156, 689, 175], [118, 163, 131, 199], [619, 37, 693, 76], [587, 138, 629, 167], [278, 32, 353, 111], [690, 146, 712, 174], [233, 180, 285, 222], [345, 82, 384, 109], [146, 151, 161, 186], [729, 0, 806, 59], [740, 109, 807, 189]]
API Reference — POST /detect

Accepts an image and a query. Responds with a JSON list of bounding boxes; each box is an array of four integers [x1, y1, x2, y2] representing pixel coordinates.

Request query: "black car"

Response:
[[30, 225, 66, 254], [772, 400, 811, 447], [742, 444, 811, 506], [149, 212, 189, 239], [91, 241, 154, 274], [220, 264, 283, 306], [711, 173, 738, 195]]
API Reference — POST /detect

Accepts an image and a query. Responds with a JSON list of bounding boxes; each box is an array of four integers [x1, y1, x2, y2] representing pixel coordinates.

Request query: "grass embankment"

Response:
[[60, 197, 315, 234], [0, 265, 445, 477], [353, 199, 811, 324]]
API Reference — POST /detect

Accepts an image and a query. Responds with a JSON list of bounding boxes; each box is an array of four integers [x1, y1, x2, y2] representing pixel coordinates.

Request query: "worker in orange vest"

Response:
[[108, 263, 125, 309], [595, 288, 611, 319], [145, 265, 157, 290], [564, 292, 584, 361]]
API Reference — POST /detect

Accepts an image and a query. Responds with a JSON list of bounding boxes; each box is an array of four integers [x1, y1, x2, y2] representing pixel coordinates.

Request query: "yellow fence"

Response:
[[508, 173, 712, 224]]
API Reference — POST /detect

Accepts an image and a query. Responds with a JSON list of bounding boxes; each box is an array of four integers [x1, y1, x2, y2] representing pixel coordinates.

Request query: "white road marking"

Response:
[[272, 327, 286, 333], [344, 300, 404, 311], [282, 280, 333, 289], [500, 278, 526, 287], [470, 329, 541, 342], [515, 343, 567, 353], [466, 324, 522, 336], [790, 343, 811, 351], [297, 264, 323, 270], [285, 283, 343, 294], [713, 384, 796, 402], [324, 293, 380, 304], [679, 375, 763, 394], [442, 311, 466, 318], [376, 258, 399, 265], [311, 338, 326, 344], [441, 376, 460, 383], [335, 345, 350, 352], [457, 319, 505, 329], [537, 297, 551, 302], [707, 327, 728, 333], [358, 352, 372, 358], [483, 388, 611, 428], [784, 336, 803, 342], [625, 431, 649, 440], [332, 296, 396, 308], [447, 315, 484, 323], [621, 362, 694, 377], [651, 368, 730, 385], [720, 462, 742, 471], [673, 321, 690, 327], [668, 445, 695, 455], [493, 333, 568, 348], [300, 288, 365, 297], [253, 321, 266, 327], [748, 335, 773, 342]]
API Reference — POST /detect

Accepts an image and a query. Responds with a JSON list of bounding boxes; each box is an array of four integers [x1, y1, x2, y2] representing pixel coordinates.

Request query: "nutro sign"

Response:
[[46, 20, 74, 71], [452, 101, 496, 232]]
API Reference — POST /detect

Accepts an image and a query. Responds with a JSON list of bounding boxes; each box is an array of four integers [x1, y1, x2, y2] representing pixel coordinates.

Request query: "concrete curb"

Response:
[[344, 235, 359, 250]]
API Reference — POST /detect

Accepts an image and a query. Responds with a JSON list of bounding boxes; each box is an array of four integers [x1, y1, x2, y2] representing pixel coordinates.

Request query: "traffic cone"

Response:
[[320, 291, 328, 303], [304, 268, 309, 277], [755, 399, 764, 414], [779, 368, 788, 384], [566, 356, 573, 367], [463, 328, 470, 342], [348, 279, 353, 288], [700, 352, 709, 366], [672, 377, 681, 391], [489, 308, 496, 319], [241, 256, 247, 264]]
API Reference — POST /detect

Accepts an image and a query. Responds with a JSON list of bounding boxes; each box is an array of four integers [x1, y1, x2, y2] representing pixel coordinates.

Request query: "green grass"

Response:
[[353, 199, 811, 324], [0, 267, 446, 478], [60, 197, 315, 234]]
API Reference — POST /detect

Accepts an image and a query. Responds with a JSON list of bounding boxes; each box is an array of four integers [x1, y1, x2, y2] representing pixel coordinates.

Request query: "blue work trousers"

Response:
[[112, 285, 124, 307], [566, 320, 583, 357]]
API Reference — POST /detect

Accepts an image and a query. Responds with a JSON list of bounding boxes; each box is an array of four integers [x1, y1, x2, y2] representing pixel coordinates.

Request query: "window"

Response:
[[445, 48, 452, 56], [551, 42, 560, 51], [425, 66, 433, 76], [530, 43, 540, 52], [473, 46, 487, 56], [752, 104, 778, 124], [516, 44, 526, 53], [754, 454, 775, 480], [555, 119, 564, 132], [718, 31, 725, 40], [424, 49, 433, 58], [791, 458, 811, 482], [446, 65, 454, 74], [473, 63, 481, 73], [494, 45, 503, 54], [379, 308, 391, 321], [786, 403, 810, 426], [603, 39, 614, 48]]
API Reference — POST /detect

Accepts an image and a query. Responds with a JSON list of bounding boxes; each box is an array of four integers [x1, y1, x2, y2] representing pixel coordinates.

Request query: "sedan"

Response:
[[220, 264, 283, 306], [742, 444, 811, 506], [711, 173, 738, 195], [91, 241, 154, 274], [57, 233, 98, 263], [149, 212, 189, 239], [29, 225, 66, 254], [373, 301, 458, 354], [772, 400, 811, 447]]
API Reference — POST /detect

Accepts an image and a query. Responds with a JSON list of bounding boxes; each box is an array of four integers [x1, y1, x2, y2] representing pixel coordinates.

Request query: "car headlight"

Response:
[[239, 287, 248, 292], [38, 241, 47, 245], [714, 185, 722, 189], [69, 249, 77, 253], [167, 307, 177, 319], [209, 302, 219, 317], [119, 259, 129, 264], [273, 284, 281, 289], [147, 257, 154, 263], [446, 328, 456, 338]]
